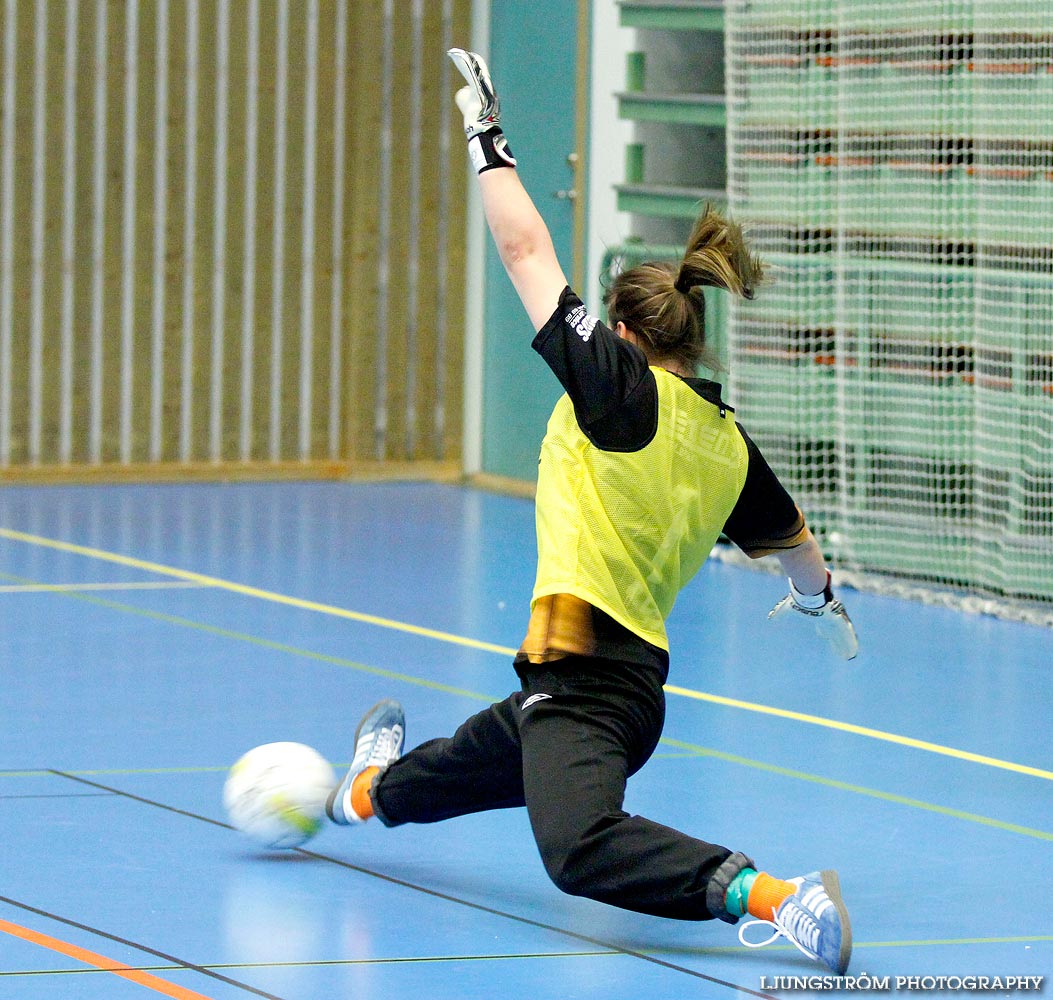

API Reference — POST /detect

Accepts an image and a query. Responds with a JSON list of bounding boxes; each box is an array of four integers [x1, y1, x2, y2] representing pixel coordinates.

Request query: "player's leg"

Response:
[[517, 657, 741, 920], [322, 670, 850, 971], [518, 657, 852, 972], [327, 694, 528, 827]]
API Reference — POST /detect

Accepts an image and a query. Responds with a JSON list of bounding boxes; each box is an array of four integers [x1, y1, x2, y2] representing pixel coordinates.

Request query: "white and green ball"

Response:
[[223, 741, 336, 849]]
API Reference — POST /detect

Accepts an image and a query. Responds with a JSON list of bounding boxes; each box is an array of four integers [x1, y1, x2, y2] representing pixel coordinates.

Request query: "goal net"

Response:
[[724, 0, 1053, 625]]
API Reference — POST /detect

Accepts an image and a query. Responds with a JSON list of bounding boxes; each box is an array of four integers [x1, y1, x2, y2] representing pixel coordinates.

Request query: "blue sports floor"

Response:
[[0, 480, 1049, 999]]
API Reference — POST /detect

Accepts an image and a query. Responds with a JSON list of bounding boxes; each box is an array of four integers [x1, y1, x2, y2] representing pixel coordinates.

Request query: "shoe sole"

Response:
[[819, 869, 853, 975]]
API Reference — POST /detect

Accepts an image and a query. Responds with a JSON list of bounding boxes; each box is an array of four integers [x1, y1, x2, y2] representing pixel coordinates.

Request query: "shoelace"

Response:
[[357, 724, 403, 768], [738, 902, 821, 963]]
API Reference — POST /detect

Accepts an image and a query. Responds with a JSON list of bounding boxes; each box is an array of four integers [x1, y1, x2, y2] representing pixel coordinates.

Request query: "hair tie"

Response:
[[674, 274, 693, 294]]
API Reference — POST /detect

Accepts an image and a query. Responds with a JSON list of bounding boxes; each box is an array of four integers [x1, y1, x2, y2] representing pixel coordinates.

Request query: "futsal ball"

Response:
[[223, 741, 337, 849]]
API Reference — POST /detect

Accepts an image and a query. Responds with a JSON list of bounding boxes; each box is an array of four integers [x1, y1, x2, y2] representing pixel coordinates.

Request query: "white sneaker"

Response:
[[325, 699, 405, 825], [738, 870, 852, 974]]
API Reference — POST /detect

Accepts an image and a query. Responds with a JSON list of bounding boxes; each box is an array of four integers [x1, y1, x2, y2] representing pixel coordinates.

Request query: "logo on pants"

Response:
[[521, 693, 552, 710]]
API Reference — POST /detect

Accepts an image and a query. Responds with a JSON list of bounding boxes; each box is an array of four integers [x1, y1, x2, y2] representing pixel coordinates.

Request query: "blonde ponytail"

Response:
[[604, 204, 764, 374], [674, 205, 764, 301]]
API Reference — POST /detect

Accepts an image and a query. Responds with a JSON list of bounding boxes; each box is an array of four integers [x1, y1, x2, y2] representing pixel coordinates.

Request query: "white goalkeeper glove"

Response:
[[448, 47, 517, 174], [768, 571, 859, 660]]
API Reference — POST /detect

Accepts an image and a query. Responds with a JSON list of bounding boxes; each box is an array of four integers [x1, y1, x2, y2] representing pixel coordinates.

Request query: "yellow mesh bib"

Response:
[[532, 369, 749, 650]]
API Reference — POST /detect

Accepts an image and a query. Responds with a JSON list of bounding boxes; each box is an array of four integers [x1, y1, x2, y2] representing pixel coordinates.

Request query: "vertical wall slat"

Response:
[[58, 0, 77, 464], [297, 0, 319, 461], [208, 0, 230, 463], [239, 0, 260, 462], [373, 0, 395, 460], [28, 0, 46, 464], [403, 0, 424, 459], [88, 0, 107, 465], [149, 0, 169, 463], [327, 0, 348, 461], [0, 0, 16, 468], [118, 1, 139, 464], [268, 0, 289, 462], [179, 0, 199, 463], [433, 0, 454, 460]]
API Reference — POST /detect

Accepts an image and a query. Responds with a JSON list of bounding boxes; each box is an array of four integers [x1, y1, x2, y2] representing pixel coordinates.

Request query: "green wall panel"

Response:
[[480, 0, 582, 482]]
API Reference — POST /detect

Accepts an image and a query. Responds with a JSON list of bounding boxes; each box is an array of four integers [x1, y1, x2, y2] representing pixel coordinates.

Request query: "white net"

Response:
[[725, 0, 1053, 625]]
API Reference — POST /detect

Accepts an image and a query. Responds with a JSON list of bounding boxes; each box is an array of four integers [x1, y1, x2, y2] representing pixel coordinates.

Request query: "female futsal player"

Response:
[[326, 50, 858, 975]]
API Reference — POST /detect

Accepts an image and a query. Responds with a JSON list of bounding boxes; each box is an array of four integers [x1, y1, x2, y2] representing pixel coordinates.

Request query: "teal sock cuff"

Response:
[[725, 867, 759, 917]]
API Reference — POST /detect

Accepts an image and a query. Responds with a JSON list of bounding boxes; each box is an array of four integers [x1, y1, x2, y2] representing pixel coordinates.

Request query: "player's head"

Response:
[[604, 205, 764, 374]]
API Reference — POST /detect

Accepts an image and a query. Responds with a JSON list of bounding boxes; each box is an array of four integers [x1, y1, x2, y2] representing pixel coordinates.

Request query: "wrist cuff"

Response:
[[467, 128, 516, 173], [789, 570, 832, 609]]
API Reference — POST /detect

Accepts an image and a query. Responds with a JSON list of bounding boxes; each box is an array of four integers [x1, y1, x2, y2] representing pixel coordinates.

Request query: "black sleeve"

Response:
[[531, 287, 658, 452], [722, 424, 809, 558]]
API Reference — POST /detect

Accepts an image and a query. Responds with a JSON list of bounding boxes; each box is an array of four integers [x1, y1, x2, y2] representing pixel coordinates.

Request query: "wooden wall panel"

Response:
[[0, 0, 470, 478]]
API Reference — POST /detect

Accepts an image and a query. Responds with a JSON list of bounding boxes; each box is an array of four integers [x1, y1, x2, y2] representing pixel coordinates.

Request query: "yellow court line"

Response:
[[664, 685, 1053, 782], [0, 579, 1047, 843], [0, 581, 207, 594], [0, 528, 513, 656], [2, 526, 1050, 783]]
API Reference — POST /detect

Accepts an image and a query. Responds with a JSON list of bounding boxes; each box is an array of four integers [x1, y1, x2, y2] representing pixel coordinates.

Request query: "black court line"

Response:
[[206, 951, 622, 968], [50, 769, 776, 999], [0, 950, 620, 977], [0, 895, 286, 1000]]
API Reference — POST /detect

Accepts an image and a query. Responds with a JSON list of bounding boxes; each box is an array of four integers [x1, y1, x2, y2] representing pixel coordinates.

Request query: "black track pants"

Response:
[[371, 656, 739, 921]]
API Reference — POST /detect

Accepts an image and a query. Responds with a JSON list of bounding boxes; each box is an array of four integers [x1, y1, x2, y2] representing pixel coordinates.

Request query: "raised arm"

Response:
[[448, 49, 569, 332]]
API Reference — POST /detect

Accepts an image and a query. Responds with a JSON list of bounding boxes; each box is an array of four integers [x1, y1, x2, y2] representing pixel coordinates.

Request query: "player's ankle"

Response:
[[725, 868, 797, 919], [350, 766, 379, 820]]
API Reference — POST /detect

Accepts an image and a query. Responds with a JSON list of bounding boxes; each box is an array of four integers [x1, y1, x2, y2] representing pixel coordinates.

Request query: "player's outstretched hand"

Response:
[[448, 48, 502, 138], [769, 574, 859, 660], [447, 48, 516, 173]]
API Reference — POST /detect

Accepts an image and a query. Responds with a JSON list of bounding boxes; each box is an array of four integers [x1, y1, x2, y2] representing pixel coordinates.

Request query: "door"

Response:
[[477, 0, 586, 482]]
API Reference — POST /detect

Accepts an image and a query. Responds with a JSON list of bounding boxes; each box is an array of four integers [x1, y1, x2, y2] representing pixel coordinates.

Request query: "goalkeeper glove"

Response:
[[448, 48, 516, 174], [769, 572, 859, 660]]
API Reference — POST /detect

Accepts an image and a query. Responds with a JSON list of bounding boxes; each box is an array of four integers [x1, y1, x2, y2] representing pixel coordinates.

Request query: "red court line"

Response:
[[0, 917, 215, 1000]]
